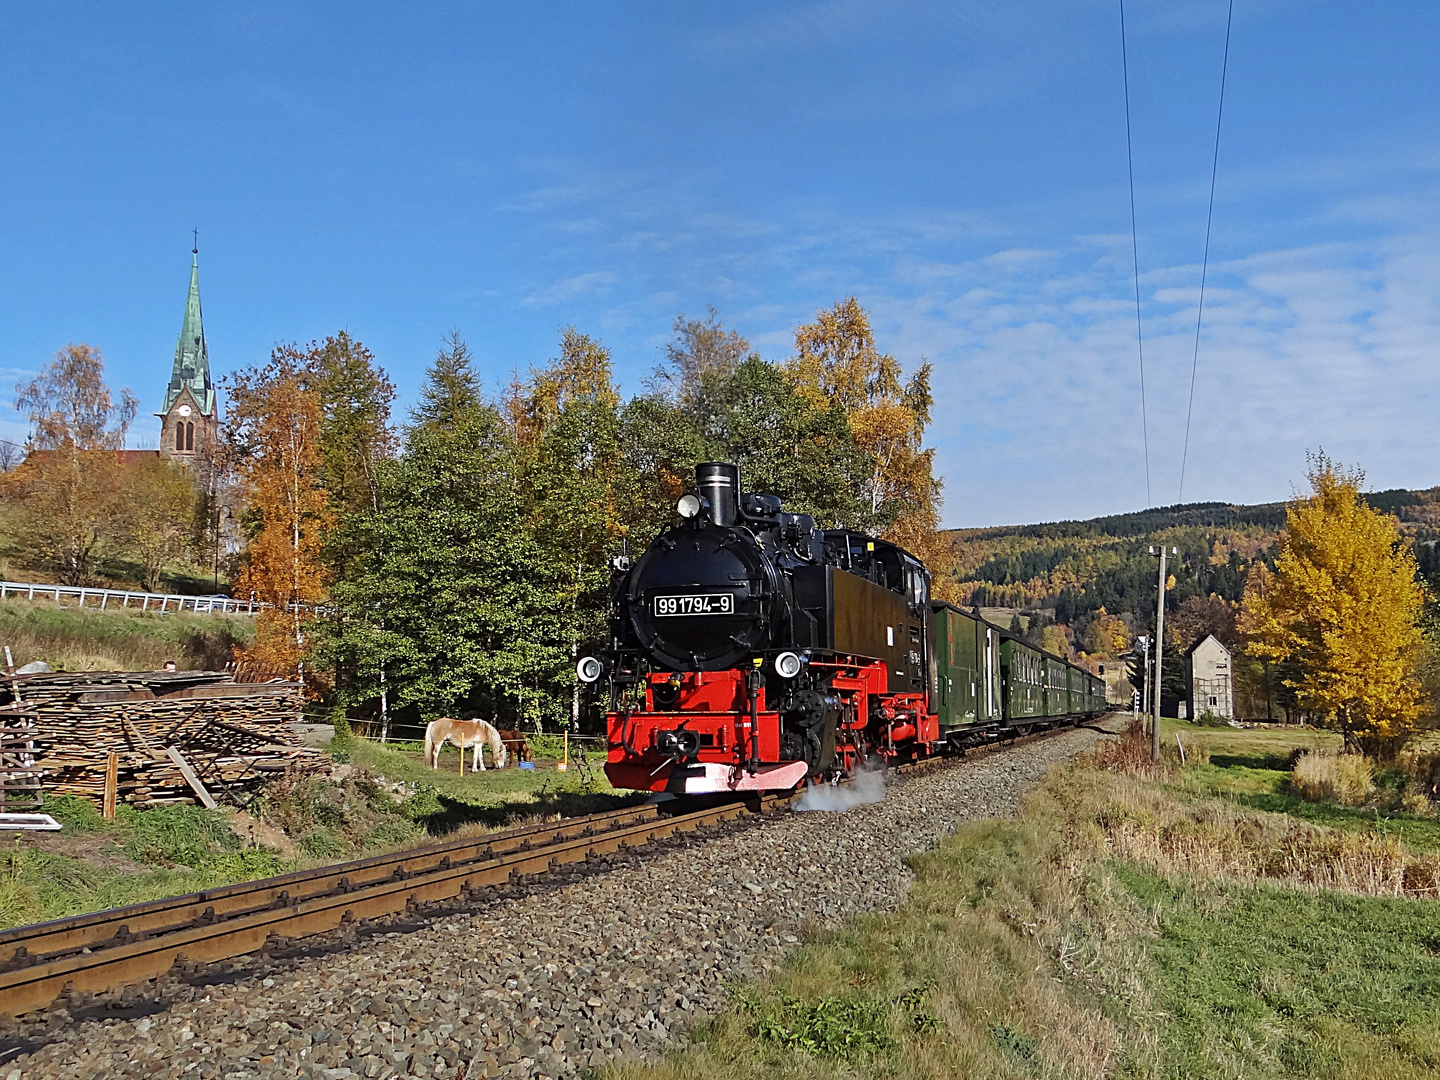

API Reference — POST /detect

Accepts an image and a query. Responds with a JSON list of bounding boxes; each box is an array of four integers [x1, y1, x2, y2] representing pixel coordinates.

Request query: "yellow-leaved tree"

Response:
[[787, 298, 954, 593], [224, 355, 333, 681], [1244, 454, 1427, 754]]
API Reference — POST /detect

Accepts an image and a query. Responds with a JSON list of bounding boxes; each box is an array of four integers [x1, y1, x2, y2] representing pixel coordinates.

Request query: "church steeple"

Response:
[[162, 240, 215, 417], [159, 240, 220, 465]]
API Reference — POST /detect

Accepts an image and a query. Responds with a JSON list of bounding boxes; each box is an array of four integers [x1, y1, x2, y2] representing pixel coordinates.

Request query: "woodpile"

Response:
[[0, 670, 329, 810]]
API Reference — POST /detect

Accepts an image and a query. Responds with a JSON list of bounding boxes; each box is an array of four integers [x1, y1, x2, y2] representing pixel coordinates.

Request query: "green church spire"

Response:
[[162, 242, 215, 417]]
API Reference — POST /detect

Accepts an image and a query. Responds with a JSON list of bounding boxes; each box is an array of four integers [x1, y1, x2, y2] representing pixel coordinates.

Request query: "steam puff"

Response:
[[793, 763, 887, 812]]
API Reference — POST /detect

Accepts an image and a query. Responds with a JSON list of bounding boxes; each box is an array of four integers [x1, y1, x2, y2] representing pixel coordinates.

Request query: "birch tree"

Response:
[[223, 356, 332, 678]]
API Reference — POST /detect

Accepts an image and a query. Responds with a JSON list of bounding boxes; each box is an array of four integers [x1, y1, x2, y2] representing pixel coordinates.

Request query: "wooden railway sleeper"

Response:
[[0, 795, 779, 1017]]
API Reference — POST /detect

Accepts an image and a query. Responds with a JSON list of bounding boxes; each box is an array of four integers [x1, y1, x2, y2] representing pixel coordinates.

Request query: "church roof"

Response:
[[160, 251, 215, 417]]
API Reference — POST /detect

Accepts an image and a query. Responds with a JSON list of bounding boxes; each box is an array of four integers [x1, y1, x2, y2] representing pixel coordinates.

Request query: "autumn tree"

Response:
[[1244, 455, 1428, 753], [647, 307, 752, 403], [118, 456, 200, 591], [1081, 607, 1131, 657], [16, 343, 138, 452], [6, 344, 139, 583], [224, 355, 333, 677], [786, 298, 953, 591]]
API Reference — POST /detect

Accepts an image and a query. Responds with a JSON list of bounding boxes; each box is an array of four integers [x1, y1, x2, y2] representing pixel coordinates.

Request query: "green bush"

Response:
[[399, 785, 445, 823], [121, 804, 243, 869], [41, 793, 110, 832], [362, 817, 420, 850], [298, 828, 346, 859]]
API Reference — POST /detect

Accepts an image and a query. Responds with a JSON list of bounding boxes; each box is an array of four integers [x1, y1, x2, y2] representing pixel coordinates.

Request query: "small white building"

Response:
[[1185, 634, 1233, 720]]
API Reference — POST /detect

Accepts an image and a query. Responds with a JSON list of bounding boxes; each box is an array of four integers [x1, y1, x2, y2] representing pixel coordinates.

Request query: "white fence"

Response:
[[0, 581, 264, 615]]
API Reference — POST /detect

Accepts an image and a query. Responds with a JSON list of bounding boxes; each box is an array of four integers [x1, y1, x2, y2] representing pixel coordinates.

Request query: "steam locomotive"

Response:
[[578, 463, 1108, 795]]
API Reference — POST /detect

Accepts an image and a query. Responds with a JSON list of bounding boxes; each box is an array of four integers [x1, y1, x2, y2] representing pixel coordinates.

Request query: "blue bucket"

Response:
[[519, 761, 536, 770]]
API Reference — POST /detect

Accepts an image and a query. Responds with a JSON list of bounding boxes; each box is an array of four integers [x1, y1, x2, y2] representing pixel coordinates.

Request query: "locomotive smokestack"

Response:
[[696, 462, 740, 526]]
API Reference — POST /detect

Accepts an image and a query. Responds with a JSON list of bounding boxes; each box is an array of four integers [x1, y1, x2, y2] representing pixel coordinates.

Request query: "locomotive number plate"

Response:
[[653, 593, 734, 617]]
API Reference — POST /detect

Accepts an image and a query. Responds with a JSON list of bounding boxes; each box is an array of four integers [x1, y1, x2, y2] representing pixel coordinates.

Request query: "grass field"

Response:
[[344, 733, 640, 833], [0, 596, 253, 671], [610, 721, 1440, 1080], [0, 727, 636, 930], [0, 797, 287, 929]]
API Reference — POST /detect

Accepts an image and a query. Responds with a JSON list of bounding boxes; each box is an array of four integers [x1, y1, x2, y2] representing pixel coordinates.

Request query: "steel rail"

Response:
[[0, 794, 785, 1018], [0, 711, 1111, 1019]]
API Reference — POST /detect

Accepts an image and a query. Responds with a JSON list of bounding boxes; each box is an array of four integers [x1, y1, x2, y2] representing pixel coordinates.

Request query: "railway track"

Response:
[[0, 716, 1101, 1022], [0, 793, 794, 1020]]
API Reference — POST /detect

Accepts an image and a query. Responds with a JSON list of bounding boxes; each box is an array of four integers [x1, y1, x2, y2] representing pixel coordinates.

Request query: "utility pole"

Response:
[[1149, 546, 1177, 762]]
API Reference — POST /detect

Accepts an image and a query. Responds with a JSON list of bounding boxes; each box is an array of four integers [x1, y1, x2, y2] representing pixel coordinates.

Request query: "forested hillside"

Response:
[[945, 487, 1440, 711]]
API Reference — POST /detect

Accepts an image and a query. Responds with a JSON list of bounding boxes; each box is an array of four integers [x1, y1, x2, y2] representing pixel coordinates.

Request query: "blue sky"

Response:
[[1, 1, 1436, 526]]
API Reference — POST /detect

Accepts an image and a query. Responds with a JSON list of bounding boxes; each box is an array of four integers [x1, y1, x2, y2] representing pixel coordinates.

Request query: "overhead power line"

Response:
[[1178, 0, 1236, 503], [1118, 0, 1151, 507]]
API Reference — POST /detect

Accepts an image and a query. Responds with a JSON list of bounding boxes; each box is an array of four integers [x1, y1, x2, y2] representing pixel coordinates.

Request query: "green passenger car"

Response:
[[1000, 638, 1045, 720], [931, 602, 1110, 732], [931, 603, 1003, 731]]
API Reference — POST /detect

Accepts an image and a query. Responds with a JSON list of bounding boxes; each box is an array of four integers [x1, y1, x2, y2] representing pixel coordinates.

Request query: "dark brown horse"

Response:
[[495, 728, 532, 766]]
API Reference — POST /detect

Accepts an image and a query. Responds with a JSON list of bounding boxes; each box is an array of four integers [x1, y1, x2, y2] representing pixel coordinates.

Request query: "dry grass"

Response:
[[611, 813, 1137, 1080], [1291, 750, 1375, 806], [1077, 770, 1440, 899], [611, 727, 1440, 1080]]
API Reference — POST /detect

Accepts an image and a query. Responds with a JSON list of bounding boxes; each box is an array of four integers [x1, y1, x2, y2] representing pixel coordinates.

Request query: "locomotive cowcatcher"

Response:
[[578, 462, 940, 795]]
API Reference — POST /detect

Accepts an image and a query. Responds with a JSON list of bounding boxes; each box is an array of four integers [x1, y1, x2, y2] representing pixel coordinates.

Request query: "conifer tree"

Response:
[[416, 332, 484, 428], [1244, 455, 1428, 753], [319, 343, 566, 725], [300, 332, 396, 517]]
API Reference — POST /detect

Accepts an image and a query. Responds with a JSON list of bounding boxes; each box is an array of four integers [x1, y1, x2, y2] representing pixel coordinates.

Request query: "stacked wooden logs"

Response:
[[0, 670, 328, 809]]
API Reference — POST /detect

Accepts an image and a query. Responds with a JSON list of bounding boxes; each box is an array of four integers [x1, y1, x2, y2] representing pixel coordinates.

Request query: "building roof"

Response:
[[22, 448, 160, 468], [160, 252, 215, 418], [1184, 633, 1231, 659]]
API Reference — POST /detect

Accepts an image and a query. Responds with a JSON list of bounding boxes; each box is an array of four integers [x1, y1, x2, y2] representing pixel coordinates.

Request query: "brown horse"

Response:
[[423, 718, 508, 774], [494, 728, 532, 766]]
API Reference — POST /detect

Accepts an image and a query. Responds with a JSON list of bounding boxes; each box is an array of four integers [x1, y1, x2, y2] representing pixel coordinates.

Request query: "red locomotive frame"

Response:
[[604, 653, 939, 795]]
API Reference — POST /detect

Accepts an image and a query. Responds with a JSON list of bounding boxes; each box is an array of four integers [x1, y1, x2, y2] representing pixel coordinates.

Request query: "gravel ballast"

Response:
[[4, 722, 1115, 1080]]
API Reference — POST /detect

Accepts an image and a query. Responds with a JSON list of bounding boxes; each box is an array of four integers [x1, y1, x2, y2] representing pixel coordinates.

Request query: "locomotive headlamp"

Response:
[[774, 651, 803, 679], [676, 494, 701, 519], [656, 728, 701, 757], [576, 656, 604, 684]]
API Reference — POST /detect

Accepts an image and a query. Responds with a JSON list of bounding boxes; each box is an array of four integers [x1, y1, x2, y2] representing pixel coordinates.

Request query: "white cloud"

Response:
[[522, 271, 619, 307]]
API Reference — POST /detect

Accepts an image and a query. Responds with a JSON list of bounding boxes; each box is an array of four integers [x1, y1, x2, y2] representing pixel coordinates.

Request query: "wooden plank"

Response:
[[123, 716, 164, 760], [102, 753, 118, 819], [165, 747, 218, 809]]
